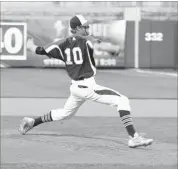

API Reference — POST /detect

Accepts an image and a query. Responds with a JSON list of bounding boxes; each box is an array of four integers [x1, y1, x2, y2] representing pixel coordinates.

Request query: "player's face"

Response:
[[78, 25, 90, 36]]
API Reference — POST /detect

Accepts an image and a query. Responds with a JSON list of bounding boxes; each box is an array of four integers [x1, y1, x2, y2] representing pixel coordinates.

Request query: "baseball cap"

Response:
[[70, 15, 89, 29]]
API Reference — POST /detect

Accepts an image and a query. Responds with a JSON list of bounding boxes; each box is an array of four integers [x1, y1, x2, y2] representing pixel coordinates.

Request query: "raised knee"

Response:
[[117, 95, 131, 111], [123, 95, 130, 104]]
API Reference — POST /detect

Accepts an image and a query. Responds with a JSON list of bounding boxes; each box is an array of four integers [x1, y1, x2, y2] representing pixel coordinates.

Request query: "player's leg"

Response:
[[19, 94, 85, 135], [91, 84, 136, 136], [88, 84, 153, 148]]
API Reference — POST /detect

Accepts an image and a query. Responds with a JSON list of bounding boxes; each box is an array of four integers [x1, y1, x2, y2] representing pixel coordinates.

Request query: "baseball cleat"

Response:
[[128, 132, 153, 148], [18, 117, 35, 135]]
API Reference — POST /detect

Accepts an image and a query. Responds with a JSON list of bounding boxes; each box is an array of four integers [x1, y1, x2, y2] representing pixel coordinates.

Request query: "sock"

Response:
[[33, 111, 53, 127], [119, 110, 136, 137]]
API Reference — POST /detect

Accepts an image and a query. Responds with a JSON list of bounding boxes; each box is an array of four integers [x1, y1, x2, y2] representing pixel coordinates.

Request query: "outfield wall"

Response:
[[126, 21, 178, 69], [1, 19, 177, 69], [1, 19, 125, 68]]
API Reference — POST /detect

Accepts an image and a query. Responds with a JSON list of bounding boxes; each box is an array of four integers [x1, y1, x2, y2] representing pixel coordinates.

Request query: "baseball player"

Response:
[[19, 15, 153, 148]]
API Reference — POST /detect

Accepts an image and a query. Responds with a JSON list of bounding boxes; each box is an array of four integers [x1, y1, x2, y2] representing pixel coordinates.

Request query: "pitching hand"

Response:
[[27, 38, 37, 52]]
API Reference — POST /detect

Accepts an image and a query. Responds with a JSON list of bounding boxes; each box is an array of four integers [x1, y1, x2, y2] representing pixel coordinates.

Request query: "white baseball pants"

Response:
[[51, 77, 131, 121]]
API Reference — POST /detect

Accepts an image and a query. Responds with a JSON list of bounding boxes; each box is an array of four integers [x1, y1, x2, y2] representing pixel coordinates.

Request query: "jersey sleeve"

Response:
[[43, 41, 64, 60]]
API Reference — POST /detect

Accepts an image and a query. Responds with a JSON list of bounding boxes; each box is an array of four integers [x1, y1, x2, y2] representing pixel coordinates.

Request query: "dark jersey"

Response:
[[43, 36, 96, 80]]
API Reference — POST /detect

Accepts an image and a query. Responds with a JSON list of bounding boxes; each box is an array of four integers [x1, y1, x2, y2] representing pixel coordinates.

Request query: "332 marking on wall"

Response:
[[145, 32, 163, 42]]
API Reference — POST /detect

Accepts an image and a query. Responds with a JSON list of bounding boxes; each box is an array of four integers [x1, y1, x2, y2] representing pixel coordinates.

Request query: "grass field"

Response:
[[1, 68, 177, 169], [1, 68, 177, 99]]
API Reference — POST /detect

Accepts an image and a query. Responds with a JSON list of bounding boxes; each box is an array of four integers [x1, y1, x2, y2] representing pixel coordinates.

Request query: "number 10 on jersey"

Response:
[[0, 22, 27, 60], [65, 47, 83, 65]]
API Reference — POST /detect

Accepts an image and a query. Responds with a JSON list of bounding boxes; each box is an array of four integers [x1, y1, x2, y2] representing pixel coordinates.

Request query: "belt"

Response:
[[77, 77, 88, 81], [78, 85, 88, 88], [71, 76, 95, 86]]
